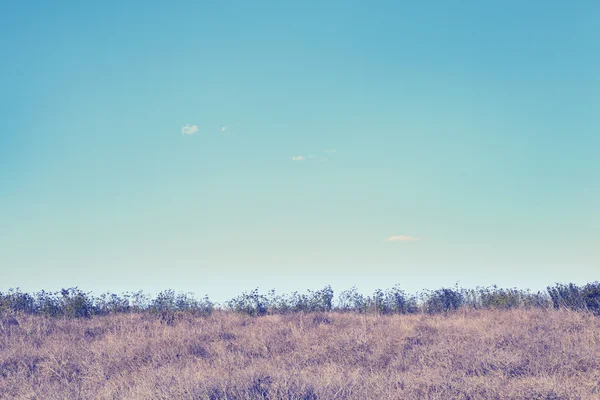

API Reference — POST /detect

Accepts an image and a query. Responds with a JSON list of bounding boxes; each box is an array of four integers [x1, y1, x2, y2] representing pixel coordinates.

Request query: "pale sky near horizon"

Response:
[[1, 1, 599, 302]]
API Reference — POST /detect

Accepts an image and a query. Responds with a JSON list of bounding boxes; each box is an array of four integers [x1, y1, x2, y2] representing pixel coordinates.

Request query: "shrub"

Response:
[[265, 290, 294, 314], [377, 285, 418, 314], [150, 289, 177, 312], [581, 282, 600, 315], [227, 289, 268, 316], [60, 288, 95, 318], [520, 290, 551, 309], [129, 290, 151, 311], [150, 290, 213, 321], [479, 286, 524, 310], [96, 292, 131, 315], [0, 288, 35, 314], [424, 287, 463, 314], [306, 285, 334, 312], [34, 290, 62, 317], [337, 287, 368, 313], [547, 283, 587, 311]]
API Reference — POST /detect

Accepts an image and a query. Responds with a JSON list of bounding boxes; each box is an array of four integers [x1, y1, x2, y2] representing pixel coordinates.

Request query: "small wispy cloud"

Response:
[[385, 235, 420, 242], [181, 124, 199, 135], [292, 156, 305, 161], [220, 126, 227, 133], [324, 148, 337, 153], [307, 154, 317, 159]]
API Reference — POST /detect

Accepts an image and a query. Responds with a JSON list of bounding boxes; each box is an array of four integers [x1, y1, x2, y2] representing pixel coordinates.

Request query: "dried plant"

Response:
[[1, 308, 599, 399]]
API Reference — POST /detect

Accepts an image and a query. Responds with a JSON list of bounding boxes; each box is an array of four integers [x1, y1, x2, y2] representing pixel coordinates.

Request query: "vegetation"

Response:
[[1, 308, 599, 399], [2, 282, 600, 318], [1, 282, 599, 398]]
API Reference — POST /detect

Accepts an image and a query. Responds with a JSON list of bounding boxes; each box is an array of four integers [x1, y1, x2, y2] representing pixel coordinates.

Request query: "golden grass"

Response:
[[1, 309, 599, 399]]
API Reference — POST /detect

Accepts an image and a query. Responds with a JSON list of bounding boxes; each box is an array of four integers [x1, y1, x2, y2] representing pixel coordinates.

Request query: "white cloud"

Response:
[[385, 235, 420, 242], [220, 126, 227, 133], [292, 156, 305, 161], [181, 124, 199, 135]]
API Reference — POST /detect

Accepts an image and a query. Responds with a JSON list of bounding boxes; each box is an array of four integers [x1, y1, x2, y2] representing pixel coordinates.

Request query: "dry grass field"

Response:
[[1, 309, 599, 399]]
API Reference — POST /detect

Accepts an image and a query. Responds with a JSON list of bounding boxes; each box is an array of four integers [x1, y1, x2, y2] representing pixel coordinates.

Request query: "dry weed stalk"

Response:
[[1, 309, 599, 399]]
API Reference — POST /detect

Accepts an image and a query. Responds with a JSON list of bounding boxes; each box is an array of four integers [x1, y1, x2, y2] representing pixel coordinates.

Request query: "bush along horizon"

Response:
[[1, 282, 599, 318]]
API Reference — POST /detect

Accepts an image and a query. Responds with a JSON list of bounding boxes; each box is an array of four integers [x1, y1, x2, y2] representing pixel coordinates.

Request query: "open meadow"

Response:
[[2, 307, 599, 399]]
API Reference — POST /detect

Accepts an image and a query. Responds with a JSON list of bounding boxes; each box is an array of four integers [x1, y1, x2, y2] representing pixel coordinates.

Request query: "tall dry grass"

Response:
[[1, 309, 599, 399]]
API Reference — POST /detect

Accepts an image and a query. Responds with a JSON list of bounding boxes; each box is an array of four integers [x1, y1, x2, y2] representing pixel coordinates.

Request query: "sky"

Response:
[[1, 1, 599, 302]]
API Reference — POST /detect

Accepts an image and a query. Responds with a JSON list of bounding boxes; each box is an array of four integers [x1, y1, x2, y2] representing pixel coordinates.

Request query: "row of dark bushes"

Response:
[[0, 288, 214, 318], [226, 283, 600, 316], [1, 283, 599, 318]]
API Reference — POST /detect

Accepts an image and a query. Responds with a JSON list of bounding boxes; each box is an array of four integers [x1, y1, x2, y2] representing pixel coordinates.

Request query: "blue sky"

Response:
[[1, 1, 599, 301]]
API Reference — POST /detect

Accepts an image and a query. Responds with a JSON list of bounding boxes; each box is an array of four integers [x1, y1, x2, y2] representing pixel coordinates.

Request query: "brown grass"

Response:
[[1, 309, 599, 399]]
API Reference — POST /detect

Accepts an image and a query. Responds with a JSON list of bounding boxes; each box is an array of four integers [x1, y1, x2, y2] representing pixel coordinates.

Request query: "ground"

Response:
[[1, 309, 599, 399]]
